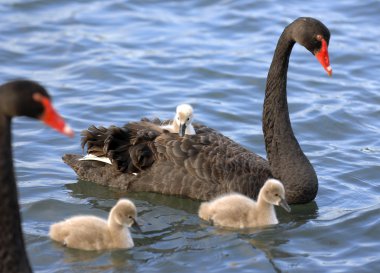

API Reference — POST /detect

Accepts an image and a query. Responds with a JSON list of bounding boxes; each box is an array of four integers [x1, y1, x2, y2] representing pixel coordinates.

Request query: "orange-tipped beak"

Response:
[[35, 95, 74, 137], [315, 38, 332, 76]]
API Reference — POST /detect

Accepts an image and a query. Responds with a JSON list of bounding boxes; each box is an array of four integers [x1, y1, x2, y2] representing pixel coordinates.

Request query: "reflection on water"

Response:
[[66, 180, 201, 214], [54, 246, 136, 272], [2, 0, 380, 272]]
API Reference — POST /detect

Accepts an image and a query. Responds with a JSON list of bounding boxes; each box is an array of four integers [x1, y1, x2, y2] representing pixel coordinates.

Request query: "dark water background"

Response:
[[1, 0, 380, 272]]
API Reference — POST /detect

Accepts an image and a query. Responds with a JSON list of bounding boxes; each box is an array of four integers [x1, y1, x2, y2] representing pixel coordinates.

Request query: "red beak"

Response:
[[315, 38, 332, 76], [35, 94, 74, 137]]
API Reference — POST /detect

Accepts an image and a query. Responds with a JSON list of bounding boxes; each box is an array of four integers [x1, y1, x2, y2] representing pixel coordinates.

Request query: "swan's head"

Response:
[[262, 179, 291, 212], [174, 104, 194, 137], [110, 199, 141, 231], [0, 80, 73, 137], [290, 17, 332, 76]]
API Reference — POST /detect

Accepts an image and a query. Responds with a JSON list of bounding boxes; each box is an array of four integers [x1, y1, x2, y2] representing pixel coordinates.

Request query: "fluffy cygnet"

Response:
[[49, 199, 140, 251], [198, 179, 291, 228], [161, 104, 196, 137]]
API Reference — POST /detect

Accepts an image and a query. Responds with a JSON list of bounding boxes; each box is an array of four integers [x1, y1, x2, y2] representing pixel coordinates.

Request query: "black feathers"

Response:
[[64, 118, 271, 201]]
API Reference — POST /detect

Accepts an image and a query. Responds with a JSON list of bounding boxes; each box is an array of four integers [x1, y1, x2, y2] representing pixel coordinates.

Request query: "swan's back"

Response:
[[64, 119, 272, 201]]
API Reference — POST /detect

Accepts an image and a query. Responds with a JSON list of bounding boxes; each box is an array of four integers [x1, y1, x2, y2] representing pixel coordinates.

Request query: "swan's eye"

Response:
[[187, 118, 190, 121]]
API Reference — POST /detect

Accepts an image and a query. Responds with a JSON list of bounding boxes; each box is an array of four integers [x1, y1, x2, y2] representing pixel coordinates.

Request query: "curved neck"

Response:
[[263, 29, 295, 164], [263, 29, 318, 204], [257, 194, 277, 216], [108, 212, 121, 229], [248, 191, 278, 226], [107, 215, 133, 248], [172, 117, 180, 133], [0, 115, 32, 273]]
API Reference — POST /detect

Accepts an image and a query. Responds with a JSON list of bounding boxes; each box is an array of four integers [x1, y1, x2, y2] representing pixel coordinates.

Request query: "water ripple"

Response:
[[1, 0, 380, 272]]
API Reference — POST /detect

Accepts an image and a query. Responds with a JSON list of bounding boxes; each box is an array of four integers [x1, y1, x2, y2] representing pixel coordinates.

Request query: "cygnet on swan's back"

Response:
[[78, 103, 196, 165], [161, 103, 196, 137], [49, 199, 140, 251], [198, 179, 291, 228]]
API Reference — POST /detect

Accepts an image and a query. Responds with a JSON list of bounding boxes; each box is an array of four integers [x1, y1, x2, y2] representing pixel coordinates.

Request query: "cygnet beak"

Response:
[[179, 123, 187, 137], [279, 198, 291, 212], [131, 217, 142, 232]]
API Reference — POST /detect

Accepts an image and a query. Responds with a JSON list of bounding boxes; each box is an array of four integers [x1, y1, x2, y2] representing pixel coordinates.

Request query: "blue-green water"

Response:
[[1, 0, 380, 272]]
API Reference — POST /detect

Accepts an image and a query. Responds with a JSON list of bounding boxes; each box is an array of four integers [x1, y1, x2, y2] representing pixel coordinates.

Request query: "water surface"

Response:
[[1, 0, 380, 272]]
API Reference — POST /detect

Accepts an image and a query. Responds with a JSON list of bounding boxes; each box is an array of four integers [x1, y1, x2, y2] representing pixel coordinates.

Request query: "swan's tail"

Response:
[[80, 120, 162, 174]]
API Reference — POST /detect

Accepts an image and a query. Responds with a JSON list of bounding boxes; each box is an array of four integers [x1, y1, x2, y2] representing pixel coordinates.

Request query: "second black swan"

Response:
[[0, 80, 73, 273]]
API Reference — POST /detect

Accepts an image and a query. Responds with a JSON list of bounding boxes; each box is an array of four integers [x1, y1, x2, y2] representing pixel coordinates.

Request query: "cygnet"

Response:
[[198, 179, 291, 228], [161, 103, 195, 137], [49, 199, 140, 250]]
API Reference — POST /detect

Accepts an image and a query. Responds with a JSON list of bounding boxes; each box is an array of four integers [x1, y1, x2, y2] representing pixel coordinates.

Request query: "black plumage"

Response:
[[0, 80, 71, 273]]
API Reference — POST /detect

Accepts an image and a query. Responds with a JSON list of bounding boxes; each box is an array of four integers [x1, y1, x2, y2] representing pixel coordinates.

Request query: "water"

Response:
[[1, 0, 380, 272]]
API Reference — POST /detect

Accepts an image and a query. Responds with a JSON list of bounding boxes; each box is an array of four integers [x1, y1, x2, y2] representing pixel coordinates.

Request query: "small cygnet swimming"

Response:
[[49, 199, 140, 250], [198, 179, 291, 228]]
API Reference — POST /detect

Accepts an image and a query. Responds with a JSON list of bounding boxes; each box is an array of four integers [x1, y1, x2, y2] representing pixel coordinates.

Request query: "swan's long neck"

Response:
[[254, 193, 277, 226], [0, 115, 32, 273], [263, 30, 295, 163], [107, 210, 120, 229], [263, 28, 318, 204], [108, 215, 133, 248], [171, 116, 180, 132]]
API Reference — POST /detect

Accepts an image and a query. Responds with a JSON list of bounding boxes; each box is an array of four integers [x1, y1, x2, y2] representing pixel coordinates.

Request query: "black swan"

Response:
[[0, 80, 73, 273], [63, 17, 331, 204]]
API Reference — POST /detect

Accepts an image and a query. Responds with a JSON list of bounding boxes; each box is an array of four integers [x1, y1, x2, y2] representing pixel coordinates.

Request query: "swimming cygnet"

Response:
[[161, 103, 196, 137], [49, 199, 140, 251], [198, 179, 291, 228]]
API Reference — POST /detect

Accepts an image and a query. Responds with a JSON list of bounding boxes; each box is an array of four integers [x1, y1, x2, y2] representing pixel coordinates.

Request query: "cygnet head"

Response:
[[261, 179, 291, 212], [110, 199, 141, 231], [174, 104, 194, 137]]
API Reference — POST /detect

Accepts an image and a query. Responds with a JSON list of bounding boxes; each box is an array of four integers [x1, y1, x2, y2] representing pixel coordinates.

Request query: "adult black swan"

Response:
[[0, 80, 73, 273], [63, 17, 332, 205]]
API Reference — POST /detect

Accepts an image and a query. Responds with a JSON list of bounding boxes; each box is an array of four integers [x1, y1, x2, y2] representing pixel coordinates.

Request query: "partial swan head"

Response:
[[174, 104, 194, 137], [261, 179, 291, 212], [110, 199, 141, 231]]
